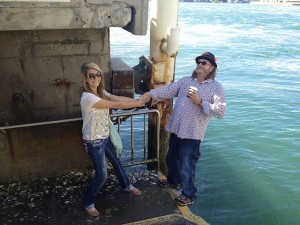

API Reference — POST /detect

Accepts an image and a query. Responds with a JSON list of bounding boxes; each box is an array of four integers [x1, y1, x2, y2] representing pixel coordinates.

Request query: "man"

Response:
[[142, 52, 226, 206]]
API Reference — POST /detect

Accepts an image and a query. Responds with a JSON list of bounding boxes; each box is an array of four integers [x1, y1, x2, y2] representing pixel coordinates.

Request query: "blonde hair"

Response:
[[80, 62, 106, 99]]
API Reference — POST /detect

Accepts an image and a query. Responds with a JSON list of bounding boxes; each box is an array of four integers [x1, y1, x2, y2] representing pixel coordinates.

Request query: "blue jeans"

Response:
[[105, 139, 133, 191], [166, 133, 201, 200], [83, 138, 132, 208]]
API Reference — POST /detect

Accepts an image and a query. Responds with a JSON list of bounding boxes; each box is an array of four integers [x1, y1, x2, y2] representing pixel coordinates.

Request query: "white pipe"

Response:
[[161, 26, 180, 57], [150, 0, 179, 61]]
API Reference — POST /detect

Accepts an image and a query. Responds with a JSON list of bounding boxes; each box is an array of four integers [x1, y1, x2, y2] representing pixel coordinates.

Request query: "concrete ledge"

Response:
[[0, 0, 149, 35], [124, 214, 199, 225]]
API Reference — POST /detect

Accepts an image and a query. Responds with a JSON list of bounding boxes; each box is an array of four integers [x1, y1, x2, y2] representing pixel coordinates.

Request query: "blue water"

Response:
[[110, 3, 300, 225]]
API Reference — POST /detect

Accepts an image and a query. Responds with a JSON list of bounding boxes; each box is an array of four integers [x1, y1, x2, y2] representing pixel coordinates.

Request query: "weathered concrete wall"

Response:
[[0, 29, 110, 126], [0, 0, 149, 35], [0, 28, 110, 183]]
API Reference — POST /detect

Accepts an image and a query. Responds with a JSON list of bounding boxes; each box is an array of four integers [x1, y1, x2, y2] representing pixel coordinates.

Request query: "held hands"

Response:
[[136, 98, 145, 108], [136, 92, 151, 107], [140, 92, 152, 104], [133, 92, 152, 108]]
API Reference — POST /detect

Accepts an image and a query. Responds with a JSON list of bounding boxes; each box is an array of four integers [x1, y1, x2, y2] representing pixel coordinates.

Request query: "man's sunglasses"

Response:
[[196, 61, 210, 66], [87, 72, 102, 79]]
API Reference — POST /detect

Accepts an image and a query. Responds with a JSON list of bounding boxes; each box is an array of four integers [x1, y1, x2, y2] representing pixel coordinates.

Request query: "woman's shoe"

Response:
[[129, 187, 142, 196], [86, 207, 100, 217]]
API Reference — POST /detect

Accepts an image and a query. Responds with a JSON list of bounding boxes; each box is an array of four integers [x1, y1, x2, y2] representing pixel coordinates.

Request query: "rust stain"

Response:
[[64, 79, 74, 88], [49, 79, 74, 89], [159, 99, 172, 127], [26, 89, 35, 101], [6, 130, 16, 163], [20, 58, 26, 77], [50, 79, 64, 86], [12, 94, 24, 103], [12, 94, 24, 122]]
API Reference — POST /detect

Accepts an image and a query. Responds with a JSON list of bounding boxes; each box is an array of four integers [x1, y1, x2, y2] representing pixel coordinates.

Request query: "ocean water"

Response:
[[110, 3, 300, 225]]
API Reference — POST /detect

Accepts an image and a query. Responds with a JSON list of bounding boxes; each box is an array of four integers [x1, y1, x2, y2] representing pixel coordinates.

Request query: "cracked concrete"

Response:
[[0, 0, 148, 35]]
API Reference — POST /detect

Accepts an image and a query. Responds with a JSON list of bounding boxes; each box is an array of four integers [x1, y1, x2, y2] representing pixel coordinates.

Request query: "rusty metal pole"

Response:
[[147, 0, 179, 174]]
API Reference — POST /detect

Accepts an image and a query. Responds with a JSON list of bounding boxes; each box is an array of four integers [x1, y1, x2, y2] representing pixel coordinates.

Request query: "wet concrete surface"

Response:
[[0, 168, 199, 225]]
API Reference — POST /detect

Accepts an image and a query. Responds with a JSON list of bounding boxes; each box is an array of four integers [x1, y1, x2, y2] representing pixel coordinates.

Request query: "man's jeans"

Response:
[[166, 133, 201, 200], [83, 138, 132, 208]]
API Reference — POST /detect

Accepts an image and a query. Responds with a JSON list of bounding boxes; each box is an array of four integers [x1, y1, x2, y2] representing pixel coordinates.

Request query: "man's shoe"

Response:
[[175, 195, 194, 206], [157, 179, 180, 189]]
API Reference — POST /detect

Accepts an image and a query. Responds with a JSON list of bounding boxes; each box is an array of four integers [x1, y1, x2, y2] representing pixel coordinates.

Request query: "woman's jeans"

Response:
[[166, 133, 201, 200], [83, 138, 132, 208]]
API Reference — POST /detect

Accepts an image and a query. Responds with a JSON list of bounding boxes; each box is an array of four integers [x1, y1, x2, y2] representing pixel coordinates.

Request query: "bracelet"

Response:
[[104, 91, 111, 98]]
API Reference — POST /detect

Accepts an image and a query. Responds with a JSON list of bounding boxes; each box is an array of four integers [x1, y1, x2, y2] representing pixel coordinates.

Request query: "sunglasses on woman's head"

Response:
[[197, 61, 210, 66], [87, 72, 102, 79]]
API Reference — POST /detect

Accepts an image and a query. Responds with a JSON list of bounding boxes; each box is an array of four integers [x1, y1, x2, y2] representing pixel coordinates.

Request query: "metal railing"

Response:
[[0, 109, 161, 170], [0, 118, 82, 131], [110, 109, 160, 170]]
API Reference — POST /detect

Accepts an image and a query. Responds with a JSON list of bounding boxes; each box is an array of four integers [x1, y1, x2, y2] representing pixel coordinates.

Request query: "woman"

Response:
[[80, 62, 144, 217], [142, 52, 226, 206]]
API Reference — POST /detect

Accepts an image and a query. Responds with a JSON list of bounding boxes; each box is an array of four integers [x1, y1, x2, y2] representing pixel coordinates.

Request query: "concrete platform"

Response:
[[0, 169, 208, 225]]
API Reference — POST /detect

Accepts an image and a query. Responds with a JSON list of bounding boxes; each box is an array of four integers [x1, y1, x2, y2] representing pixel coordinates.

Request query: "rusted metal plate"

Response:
[[112, 88, 135, 98], [111, 57, 134, 97], [112, 73, 134, 89], [111, 57, 134, 88]]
